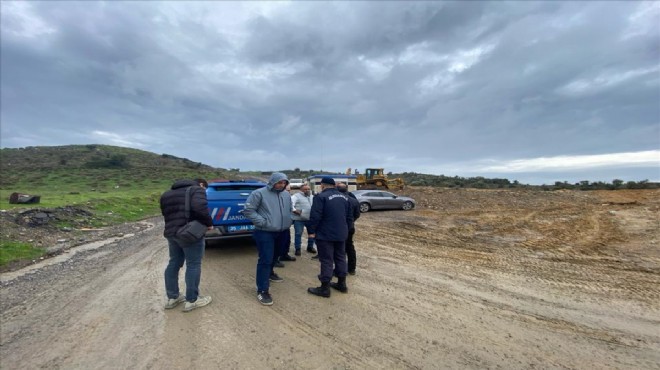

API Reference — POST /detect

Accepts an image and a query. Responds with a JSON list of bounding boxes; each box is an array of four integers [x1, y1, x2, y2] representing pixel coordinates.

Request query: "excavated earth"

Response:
[[1, 187, 659, 369]]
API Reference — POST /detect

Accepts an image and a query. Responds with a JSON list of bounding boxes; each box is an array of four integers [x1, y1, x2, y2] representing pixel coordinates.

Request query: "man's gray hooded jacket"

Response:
[[243, 172, 293, 232]]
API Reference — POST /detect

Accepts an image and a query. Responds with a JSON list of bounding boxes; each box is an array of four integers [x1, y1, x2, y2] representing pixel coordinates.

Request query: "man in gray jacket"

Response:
[[243, 172, 293, 306], [291, 183, 316, 256]]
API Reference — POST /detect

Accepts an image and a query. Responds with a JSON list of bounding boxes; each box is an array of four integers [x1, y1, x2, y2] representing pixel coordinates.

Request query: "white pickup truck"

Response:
[[289, 178, 304, 189]]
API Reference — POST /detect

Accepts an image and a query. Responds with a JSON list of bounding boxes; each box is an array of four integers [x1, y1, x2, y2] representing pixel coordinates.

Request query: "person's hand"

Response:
[[294, 209, 302, 215], [207, 226, 214, 230], [308, 233, 315, 238]]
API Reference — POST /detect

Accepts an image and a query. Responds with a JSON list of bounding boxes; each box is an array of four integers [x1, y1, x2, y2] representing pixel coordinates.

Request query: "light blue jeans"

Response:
[[164, 237, 204, 302], [293, 220, 315, 251]]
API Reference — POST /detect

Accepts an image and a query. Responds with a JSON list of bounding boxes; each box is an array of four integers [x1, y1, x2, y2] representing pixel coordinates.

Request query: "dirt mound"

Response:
[[14, 206, 94, 227]]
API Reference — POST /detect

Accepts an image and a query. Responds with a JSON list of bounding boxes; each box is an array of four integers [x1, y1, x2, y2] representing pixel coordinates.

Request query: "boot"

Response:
[[330, 276, 348, 293], [307, 282, 331, 298]]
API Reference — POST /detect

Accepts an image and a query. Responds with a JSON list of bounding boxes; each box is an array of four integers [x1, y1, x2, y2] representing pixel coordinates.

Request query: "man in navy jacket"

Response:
[[307, 177, 353, 297]]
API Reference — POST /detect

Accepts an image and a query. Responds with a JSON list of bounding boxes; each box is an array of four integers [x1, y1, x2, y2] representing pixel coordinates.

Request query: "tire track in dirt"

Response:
[[155, 239, 425, 369], [1, 228, 167, 369], [355, 188, 660, 368], [357, 189, 660, 306]]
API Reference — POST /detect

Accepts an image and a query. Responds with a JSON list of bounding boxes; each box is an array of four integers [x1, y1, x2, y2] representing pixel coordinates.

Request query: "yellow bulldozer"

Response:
[[349, 168, 405, 190]]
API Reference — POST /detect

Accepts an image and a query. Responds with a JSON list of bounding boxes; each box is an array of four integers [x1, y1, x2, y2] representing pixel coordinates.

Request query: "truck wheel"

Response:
[[359, 203, 371, 213]]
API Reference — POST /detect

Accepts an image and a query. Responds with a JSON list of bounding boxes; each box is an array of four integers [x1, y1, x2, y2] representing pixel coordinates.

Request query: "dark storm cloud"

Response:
[[1, 1, 658, 184]]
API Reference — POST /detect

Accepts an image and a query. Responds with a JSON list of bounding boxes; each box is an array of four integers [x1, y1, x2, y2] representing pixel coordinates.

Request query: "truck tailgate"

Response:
[[205, 182, 265, 238]]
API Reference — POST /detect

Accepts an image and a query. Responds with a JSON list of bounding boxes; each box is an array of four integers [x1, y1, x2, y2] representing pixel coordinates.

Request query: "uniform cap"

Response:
[[320, 177, 335, 185]]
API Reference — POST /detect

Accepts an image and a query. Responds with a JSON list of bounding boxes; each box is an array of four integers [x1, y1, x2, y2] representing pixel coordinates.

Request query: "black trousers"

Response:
[[277, 228, 291, 258], [345, 228, 356, 272], [316, 239, 347, 282]]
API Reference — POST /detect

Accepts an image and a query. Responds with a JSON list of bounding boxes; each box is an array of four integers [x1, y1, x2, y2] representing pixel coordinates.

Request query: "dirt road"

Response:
[[1, 188, 659, 369]]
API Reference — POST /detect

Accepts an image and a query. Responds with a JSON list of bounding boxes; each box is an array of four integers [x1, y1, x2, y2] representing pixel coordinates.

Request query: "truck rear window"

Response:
[[209, 185, 264, 191]]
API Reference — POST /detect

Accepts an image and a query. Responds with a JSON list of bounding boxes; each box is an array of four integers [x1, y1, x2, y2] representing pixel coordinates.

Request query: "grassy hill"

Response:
[[0, 144, 243, 220], [1, 144, 229, 183], [0, 144, 247, 267]]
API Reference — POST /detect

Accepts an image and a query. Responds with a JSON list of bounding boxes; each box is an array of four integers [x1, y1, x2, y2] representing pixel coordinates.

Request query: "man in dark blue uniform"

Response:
[[307, 177, 353, 297]]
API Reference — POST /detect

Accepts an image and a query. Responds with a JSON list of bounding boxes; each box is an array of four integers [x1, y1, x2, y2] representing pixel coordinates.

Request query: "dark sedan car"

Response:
[[352, 190, 416, 213]]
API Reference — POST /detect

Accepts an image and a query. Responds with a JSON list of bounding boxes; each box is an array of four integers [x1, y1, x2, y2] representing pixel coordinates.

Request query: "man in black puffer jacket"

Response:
[[160, 178, 213, 312]]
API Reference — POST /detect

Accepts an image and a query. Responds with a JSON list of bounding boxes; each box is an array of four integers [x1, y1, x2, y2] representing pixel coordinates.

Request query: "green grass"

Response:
[[0, 167, 223, 211], [0, 241, 46, 266], [0, 181, 166, 266], [1, 188, 166, 229], [86, 194, 163, 226]]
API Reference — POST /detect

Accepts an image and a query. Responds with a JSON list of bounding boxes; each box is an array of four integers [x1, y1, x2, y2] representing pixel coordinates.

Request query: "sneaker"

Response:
[[164, 295, 185, 309], [183, 295, 212, 312], [307, 247, 317, 254], [311, 255, 319, 260], [294, 250, 302, 256], [348, 270, 356, 275], [257, 291, 273, 306], [281, 254, 296, 261], [274, 260, 285, 268], [269, 273, 284, 283]]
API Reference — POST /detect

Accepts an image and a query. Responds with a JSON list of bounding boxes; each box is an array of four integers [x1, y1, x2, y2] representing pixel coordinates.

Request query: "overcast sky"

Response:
[[1, 1, 659, 184]]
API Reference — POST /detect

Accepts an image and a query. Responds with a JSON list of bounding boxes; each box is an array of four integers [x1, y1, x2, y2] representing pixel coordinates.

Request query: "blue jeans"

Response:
[[253, 230, 286, 292], [293, 220, 315, 251], [164, 237, 204, 302]]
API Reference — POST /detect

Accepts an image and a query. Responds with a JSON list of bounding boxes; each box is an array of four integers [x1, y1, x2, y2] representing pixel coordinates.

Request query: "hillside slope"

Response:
[[1, 144, 216, 171], [0, 144, 236, 188]]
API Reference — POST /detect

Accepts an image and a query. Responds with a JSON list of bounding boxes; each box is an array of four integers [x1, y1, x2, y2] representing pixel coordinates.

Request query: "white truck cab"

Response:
[[307, 174, 357, 195], [289, 178, 304, 189]]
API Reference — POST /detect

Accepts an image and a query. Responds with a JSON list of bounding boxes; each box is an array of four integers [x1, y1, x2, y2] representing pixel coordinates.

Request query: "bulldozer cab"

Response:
[[365, 168, 384, 179], [355, 167, 405, 190]]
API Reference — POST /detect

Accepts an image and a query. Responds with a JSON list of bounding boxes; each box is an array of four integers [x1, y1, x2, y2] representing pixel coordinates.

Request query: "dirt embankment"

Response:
[[1, 188, 659, 369], [0, 206, 151, 272]]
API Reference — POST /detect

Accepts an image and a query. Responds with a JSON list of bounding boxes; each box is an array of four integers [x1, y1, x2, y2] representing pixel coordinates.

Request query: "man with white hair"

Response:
[[291, 183, 316, 256]]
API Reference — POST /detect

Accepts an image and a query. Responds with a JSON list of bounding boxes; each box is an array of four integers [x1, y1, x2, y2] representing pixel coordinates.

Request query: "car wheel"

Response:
[[359, 202, 371, 213], [402, 201, 413, 211]]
